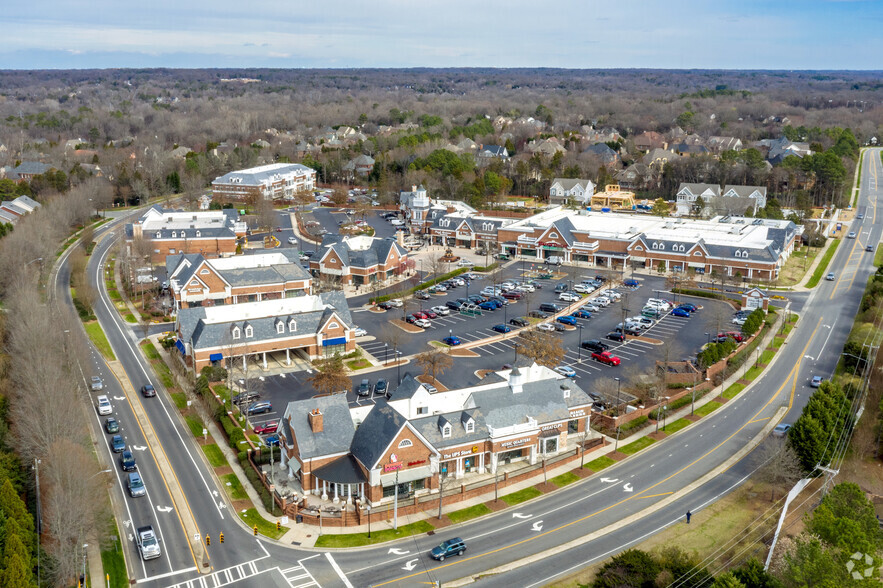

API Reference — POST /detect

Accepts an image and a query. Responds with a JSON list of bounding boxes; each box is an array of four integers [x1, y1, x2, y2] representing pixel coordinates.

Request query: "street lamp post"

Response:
[[614, 417, 621, 451], [514, 342, 520, 364], [384, 343, 389, 366], [577, 323, 584, 363], [366, 504, 371, 538], [82, 543, 88, 587], [614, 377, 622, 416], [395, 349, 402, 385]]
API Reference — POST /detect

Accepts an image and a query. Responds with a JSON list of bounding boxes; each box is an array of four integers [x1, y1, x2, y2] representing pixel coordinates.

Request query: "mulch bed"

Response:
[[450, 348, 480, 358], [606, 451, 628, 461], [485, 499, 509, 512], [714, 396, 729, 403], [393, 319, 424, 333], [632, 336, 663, 345], [737, 379, 751, 385], [431, 515, 453, 528], [573, 466, 594, 478], [232, 499, 253, 512], [215, 466, 233, 476], [367, 307, 387, 313], [534, 482, 556, 493], [647, 431, 668, 441], [683, 414, 701, 422]]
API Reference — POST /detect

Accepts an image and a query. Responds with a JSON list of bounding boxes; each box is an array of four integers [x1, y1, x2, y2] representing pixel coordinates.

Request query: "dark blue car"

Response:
[[671, 308, 691, 318], [556, 315, 577, 326], [491, 324, 511, 333], [571, 309, 591, 319], [442, 336, 461, 346], [479, 301, 497, 311]]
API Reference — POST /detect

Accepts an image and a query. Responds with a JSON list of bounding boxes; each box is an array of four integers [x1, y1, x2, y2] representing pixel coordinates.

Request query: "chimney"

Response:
[[508, 366, 524, 394], [411, 185, 417, 192], [308, 408, 323, 433], [397, 230, 405, 248]]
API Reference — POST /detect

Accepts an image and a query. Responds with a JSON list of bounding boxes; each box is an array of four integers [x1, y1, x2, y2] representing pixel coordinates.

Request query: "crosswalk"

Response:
[[166, 559, 319, 588]]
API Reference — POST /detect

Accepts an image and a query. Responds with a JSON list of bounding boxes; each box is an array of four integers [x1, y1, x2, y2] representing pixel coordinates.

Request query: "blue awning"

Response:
[[209, 353, 223, 362], [322, 337, 347, 347], [175, 340, 185, 354]]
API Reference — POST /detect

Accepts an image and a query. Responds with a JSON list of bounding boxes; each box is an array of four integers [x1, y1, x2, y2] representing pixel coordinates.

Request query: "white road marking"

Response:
[[325, 552, 354, 587]]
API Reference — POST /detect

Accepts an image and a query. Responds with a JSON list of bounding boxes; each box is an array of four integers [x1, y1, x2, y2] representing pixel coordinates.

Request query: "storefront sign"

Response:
[[383, 462, 403, 473], [569, 409, 586, 417], [407, 459, 426, 467], [541, 423, 563, 431], [442, 446, 479, 459], [500, 437, 532, 449]]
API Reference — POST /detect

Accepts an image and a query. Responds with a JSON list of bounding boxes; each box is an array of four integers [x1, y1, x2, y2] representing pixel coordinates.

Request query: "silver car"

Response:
[[90, 376, 104, 391]]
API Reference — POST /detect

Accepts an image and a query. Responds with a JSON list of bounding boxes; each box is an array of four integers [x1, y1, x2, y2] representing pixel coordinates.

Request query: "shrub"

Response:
[[369, 267, 469, 303], [200, 365, 228, 382], [620, 415, 649, 432]]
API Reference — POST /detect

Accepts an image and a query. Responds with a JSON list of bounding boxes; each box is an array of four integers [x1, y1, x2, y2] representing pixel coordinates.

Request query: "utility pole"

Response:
[[393, 470, 399, 530], [34, 458, 41, 588]]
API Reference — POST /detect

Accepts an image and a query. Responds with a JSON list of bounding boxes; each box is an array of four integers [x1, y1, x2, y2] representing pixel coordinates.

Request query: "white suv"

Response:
[[96, 395, 112, 415]]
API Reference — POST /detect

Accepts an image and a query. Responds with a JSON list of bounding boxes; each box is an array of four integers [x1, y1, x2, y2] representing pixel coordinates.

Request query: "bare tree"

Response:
[[415, 349, 453, 384], [307, 354, 351, 396], [753, 439, 804, 501], [254, 196, 278, 233], [518, 330, 565, 367]]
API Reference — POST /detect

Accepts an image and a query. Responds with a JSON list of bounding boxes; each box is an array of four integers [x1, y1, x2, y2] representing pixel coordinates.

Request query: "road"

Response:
[[62, 149, 880, 587]]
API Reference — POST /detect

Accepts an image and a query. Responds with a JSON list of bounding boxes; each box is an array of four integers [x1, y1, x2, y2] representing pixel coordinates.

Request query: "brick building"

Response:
[[166, 250, 312, 310], [309, 235, 409, 286], [126, 206, 247, 263], [278, 364, 594, 506], [212, 163, 316, 202], [174, 291, 354, 374]]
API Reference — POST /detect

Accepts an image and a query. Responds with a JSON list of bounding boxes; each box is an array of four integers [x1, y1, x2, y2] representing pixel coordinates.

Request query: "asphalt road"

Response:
[[60, 149, 881, 588]]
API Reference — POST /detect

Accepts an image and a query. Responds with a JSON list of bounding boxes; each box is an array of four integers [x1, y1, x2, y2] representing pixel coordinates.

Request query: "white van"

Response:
[[545, 256, 563, 266]]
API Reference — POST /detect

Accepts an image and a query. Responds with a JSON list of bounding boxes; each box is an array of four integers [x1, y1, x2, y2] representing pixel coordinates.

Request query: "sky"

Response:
[[2, 0, 882, 70]]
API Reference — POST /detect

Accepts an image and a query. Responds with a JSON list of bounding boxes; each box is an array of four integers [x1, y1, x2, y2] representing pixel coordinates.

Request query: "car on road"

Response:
[[357, 379, 371, 397], [254, 421, 279, 435], [104, 417, 119, 434], [431, 537, 467, 561], [427, 284, 446, 293], [386, 299, 403, 308], [516, 283, 535, 292], [413, 318, 431, 328], [826, 272, 835, 281], [442, 336, 461, 346], [287, 237, 297, 245], [544, 256, 563, 266], [96, 395, 112, 416], [431, 306, 451, 316], [301, 250, 316, 258], [554, 365, 577, 378], [606, 332, 626, 342], [591, 351, 621, 366], [233, 391, 260, 404], [857, 213, 865, 219], [671, 308, 691, 318], [556, 315, 577, 326], [772, 424, 792, 438], [456, 259, 474, 267], [491, 324, 511, 334], [90, 376, 104, 391], [581, 339, 610, 353], [390, 219, 405, 226], [136, 525, 161, 561], [810, 376, 823, 388], [558, 292, 581, 302], [246, 401, 273, 415], [127, 472, 146, 497], [141, 384, 156, 397], [119, 449, 137, 472], [536, 323, 556, 332], [848, 231, 857, 239], [867, 245, 874, 252], [110, 434, 126, 453], [571, 309, 592, 319], [509, 317, 530, 327]]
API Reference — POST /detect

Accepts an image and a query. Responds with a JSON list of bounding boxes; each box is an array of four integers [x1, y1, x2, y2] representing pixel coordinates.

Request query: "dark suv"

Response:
[[581, 339, 610, 353], [430, 537, 466, 561], [539, 303, 560, 313]]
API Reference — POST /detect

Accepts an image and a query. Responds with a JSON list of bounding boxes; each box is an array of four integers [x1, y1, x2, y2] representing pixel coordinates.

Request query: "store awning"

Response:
[[380, 464, 432, 487], [175, 340, 185, 354], [312, 455, 366, 484], [323, 337, 347, 347], [209, 353, 223, 362]]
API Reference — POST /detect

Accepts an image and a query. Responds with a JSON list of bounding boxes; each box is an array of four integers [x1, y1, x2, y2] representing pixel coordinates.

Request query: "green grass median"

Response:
[[202, 443, 228, 467], [660, 418, 691, 434], [100, 520, 127, 588], [619, 436, 656, 455], [447, 503, 492, 524], [696, 401, 722, 417], [585, 455, 616, 471], [84, 321, 116, 361], [806, 239, 841, 288], [500, 487, 542, 506], [222, 473, 248, 500], [550, 471, 580, 488], [238, 508, 287, 539], [313, 520, 434, 548]]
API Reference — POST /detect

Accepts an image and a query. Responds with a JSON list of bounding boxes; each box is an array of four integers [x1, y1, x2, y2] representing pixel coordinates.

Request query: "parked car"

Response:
[[104, 417, 119, 434], [544, 256, 563, 266], [265, 435, 280, 447], [732, 316, 747, 326], [491, 324, 511, 334], [717, 331, 744, 343], [373, 379, 388, 396], [615, 325, 641, 336], [810, 376, 823, 388], [606, 332, 626, 342], [141, 384, 156, 398], [423, 309, 438, 319], [594, 296, 611, 307], [387, 299, 403, 308], [110, 434, 126, 453], [127, 472, 146, 498], [591, 351, 621, 366], [357, 379, 371, 397], [446, 300, 464, 311], [479, 301, 497, 311], [233, 391, 260, 404], [539, 303, 561, 313], [430, 537, 467, 561], [554, 365, 577, 378], [246, 401, 272, 415], [558, 292, 581, 302], [554, 283, 568, 293], [456, 259, 474, 267], [772, 424, 792, 438], [571, 309, 592, 319], [96, 395, 112, 416], [581, 340, 609, 353], [352, 327, 368, 337], [556, 315, 577, 326], [90, 376, 104, 391], [528, 310, 550, 319], [431, 306, 451, 316], [468, 295, 487, 304], [119, 449, 137, 472], [502, 291, 522, 300], [572, 284, 591, 293], [414, 318, 431, 328], [442, 336, 461, 346], [671, 308, 691, 318], [516, 283, 535, 293], [677, 303, 698, 312], [509, 317, 530, 327], [254, 421, 278, 435], [582, 303, 600, 312], [536, 323, 556, 332], [415, 291, 432, 300]]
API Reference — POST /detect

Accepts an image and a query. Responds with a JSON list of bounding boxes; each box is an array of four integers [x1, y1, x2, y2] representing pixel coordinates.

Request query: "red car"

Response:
[[717, 331, 744, 343], [502, 291, 523, 300], [254, 421, 278, 435], [423, 310, 438, 319], [591, 351, 621, 366]]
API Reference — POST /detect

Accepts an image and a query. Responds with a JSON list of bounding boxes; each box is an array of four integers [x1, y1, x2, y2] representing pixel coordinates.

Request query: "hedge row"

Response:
[[697, 337, 738, 368], [649, 394, 694, 419], [369, 264, 500, 304], [671, 287, 730, 301], [619, 415, 649, 433]]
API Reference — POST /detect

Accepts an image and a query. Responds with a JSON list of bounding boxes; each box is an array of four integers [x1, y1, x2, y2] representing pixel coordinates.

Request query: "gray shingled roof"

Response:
[[284, 394, 355, 460], [8, 161, 53, 179], [470, 378, 592, 430], [350, 401, 407, 470], [318, 236, 405, 270], [213, 163, 313, 186], [388, 373, 423, 401], [409, 408, 487, 449]]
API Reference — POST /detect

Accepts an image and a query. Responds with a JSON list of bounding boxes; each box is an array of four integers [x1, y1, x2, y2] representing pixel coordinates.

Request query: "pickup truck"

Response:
[[136, 525, 161, 561]]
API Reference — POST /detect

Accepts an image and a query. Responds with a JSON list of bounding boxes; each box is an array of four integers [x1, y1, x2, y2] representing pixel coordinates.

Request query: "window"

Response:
[[276, 321, 284, 334], [327, 321, 339, 330], [195, 230, 201, 237], [398, 439, 413, 449], [549, 233, 558, 239], [231, 327, 241, 340], [694, 251, 702, 256], [200, 269, 209, 275], [635, 246, 643, 251], [169, 249, 176, 254], [155, 232, 161, 238], [289, 319, 297, 332], [465, 420, 474, 433], [171, 231, 176, 238], [244, 325, 253, 338], [417, 407, 428, 415], [442, 424, 451, 438]]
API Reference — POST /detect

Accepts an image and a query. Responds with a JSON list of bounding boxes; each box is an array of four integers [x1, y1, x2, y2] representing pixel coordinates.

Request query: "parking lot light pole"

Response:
[[514, 342, 520, 364], [396, 350, 402, 385], [614, 377, 622, 416], [577, 323, 583, 363], [384, 343, 389, 367]]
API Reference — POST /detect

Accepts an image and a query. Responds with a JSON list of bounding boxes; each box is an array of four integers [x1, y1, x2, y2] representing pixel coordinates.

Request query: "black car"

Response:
[[528, 310, 550, 319], [233, 391, 260, 404], [467, 295, 486, 304], [606, 332, 626, 342], [489, 296, 509, 306], [374, 379, 388, 396], [446, 300, 464, 310], [141, 384, 156, 398], [358, 379, 371, 397], [378, 301, 394, 310], [554, 283, 568, 293], [581, 339, 610, 353], [119, 449, 137, 472], [539, 303, 561, 313], [509, 317, 530, 327]]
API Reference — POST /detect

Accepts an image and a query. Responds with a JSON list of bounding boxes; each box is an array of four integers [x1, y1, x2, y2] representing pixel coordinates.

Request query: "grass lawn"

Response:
[[722, 383, 746, 400], [100, 521, 128, 588], [806, 239, 841, 288], [695, 401, 722, 417], [84, 321, 116, 361], [585, 455, 616, 471], [313, 520, 434, 548], [238, 508, 287, 540], [550, 471, 580, 488], [202, 444, 228, 467], [154, 362, 175, 389], [142, 341, 161, 360], [660, 418, 691, 434], [123, 313, 137, 323], [213, 384, 232, 403], [744, 365, 764, 381], [346, 359, 371, 370], [107, 288, 122, 301], [618, 436, 656, 455], [760, 349, 776, 364], [186, 414, 204, 438], [500, 487, 542, 506], [446, 503, 492, 524], [171, 392, 187, 410], [776, 246, 820, 286], [222, 473, 248, 500]]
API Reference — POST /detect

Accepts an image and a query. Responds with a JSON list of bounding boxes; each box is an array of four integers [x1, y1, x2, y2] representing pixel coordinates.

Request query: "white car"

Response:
[[582, 303, 600, 312], [594, 296, 611, 307], [352, 327, 367, 337], [414, 318, 431, 328], [481, 287, 501, 297], [390, 219, 405, 226], [501, 282, 517, 291], [572, 284, 591, 293], [431, 306, 451, 316], [558, 292, 581, 302], [387, 299, 403, 308], [451, 278, 466, 287], [601, 289, 621, 300], [456, 259, 474, 267], [537, 323, 557, 332], [96, 395, 112, 416], [627, 317, 650, 329], [287, 237, 297, 245], [732, 317, 747, 326], [516, 283, 535, 293], [554, 365, 577, 378]]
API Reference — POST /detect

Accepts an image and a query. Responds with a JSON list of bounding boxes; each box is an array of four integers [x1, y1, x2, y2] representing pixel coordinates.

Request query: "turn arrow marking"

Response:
[[531, 520, 543, 532], [512, 513, 531, 519], [112, 396, 126, 401], [388, 548, 410, 555], [131, 445, 147, 451], [623, 483, 634, 493], [600, 477, 619, 483], [402, 559, 418, 571], [156, 506, 173, 513]]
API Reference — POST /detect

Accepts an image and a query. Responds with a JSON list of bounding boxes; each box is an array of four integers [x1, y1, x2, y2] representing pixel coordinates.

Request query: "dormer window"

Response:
[[244, 325, 253, 338], [195, 230, 201, 237], [442, 424, 451, 438], [231, 326, 241, 340], [398, 439, 413, 449], [288, 319, 297, 332], [155, 231, 161, 238], [171, 231, 176, 238], [276, 321, 284, 334], [465, 420, 474, 433]]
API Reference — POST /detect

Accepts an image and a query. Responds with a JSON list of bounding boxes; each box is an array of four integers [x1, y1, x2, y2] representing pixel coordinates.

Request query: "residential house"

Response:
[[642, 148, 679, 170], [527, 138, 566, 157], [676, 183, 767, 217], [342, 154, 376, 179], [170, 146, 193, 159], [6, 161, 54, 181], [478, 145, 510, 161], [582, 143, 619, 167], [633, 131, 667, 152], [615, 163, 655, 191], [706, 136, 743, 154], [758, 137, 812, 164], [456, 138, 478, 152], [548, 178, 595, 206], [0, 195, 41, 224]]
